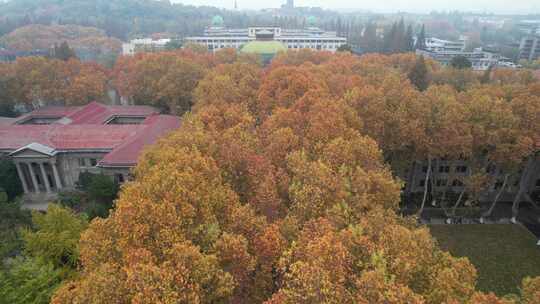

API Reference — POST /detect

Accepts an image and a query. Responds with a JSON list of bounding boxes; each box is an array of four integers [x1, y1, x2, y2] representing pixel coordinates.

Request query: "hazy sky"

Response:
[[172, 0, 540, 14]]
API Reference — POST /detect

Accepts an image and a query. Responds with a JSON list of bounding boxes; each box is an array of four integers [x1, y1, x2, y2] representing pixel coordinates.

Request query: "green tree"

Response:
[[480, 65, 493, 84], [337, 44, 352, 52], [361, 21, 378, 53], [450, 55, 473, 69], [21, 204, 88, 269], [52, 41, 77, 62], [0, 257, 64, 304], [0, 158, 23, 201], [408, 55, 429, 91], [165, 39, 183, 50], [405, 24, 414, 51], [87, 174, 119, 205], [0, 201, 31, 259], [415, 24, 426, 50]]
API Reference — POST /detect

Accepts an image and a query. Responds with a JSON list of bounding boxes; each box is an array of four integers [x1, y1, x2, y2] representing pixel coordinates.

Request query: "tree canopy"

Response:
[[49, 50, 540, 303]]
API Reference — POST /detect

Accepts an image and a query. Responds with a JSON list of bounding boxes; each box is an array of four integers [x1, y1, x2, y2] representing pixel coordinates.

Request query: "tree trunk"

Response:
[[511, 157, 535, 220], [405, 161, 417, 196], [417, 157, 432, 217], [452, 188, 466, 217], [482, 174, 509, 218], [430, 159, 439, 206]]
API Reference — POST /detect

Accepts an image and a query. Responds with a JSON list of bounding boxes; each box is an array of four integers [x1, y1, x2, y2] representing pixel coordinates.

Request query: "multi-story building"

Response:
[[0, 102, 180, 202], [185, 16, 347, 53], [424, 37, 466, 52], [282, 0, 294, 9], [405, 152, 540, 218], [519, 36, 540, 61], [517, 20, 540, 35], [417, 43, 505, 71], [122, 38, 172, 56]]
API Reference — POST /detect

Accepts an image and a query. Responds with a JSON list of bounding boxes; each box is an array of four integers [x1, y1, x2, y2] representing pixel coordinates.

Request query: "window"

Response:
[[78, 158, 86, 167], [116, 174, 125, 184], [455, 166, 467, 173], [419, 180, 426, 187], [422, 166, 429, 173], [452, 179, 464, 187], [439, 166, 450, 173], [436, 179, 448, 187], [90, 159, 98, 167], [106, 116, 147, 125], [536, 179, 540, 188], [17, 116, 62, 125], [494, 181, 504, 190]]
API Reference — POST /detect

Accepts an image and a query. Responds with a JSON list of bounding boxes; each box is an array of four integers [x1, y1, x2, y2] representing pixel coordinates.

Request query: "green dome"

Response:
[[212, 15, 224, 27], [240, 41, 287, 55], [240, 41, 287, 64], [306, 16, 318, 27]]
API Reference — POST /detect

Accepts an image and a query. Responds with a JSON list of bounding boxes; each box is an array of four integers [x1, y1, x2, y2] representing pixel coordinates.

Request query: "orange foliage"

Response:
[[51, 50, 539, 304]]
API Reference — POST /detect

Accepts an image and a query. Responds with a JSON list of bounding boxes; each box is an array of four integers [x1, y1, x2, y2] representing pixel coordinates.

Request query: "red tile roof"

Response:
[[100, 115, 180, 166], [0, 102, 180, 167]]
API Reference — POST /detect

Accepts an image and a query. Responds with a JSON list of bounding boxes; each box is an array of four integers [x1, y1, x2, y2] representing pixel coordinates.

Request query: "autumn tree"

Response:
[[112, 50, 210, 115], [413, 85, 472, 215], [51, 50, 539, 304]]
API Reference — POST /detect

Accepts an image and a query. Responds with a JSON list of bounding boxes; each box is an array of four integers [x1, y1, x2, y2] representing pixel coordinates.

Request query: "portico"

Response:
[[10, 143, 63, 194]]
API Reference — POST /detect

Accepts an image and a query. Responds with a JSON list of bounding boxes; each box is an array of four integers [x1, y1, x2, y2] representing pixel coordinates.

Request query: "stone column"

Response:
[[39, 163, 51, 193], [51, 161, 62, 190], [28, 163, 40, 193], [15, 163, 29, 194]]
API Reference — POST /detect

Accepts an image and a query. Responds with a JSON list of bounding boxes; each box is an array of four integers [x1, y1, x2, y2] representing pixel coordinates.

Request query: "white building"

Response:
[[417, 47, 503, 71], [185, 16, 347, 53], [122, 38, 172, 56], [519, 36, 540, 62], [424, 37, 466, 52], [417, 37, 508, 71]]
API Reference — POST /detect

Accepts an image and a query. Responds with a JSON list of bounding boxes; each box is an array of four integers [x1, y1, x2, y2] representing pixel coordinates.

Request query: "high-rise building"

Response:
[[519, 36, 540, 61], [281, 0, 294, 9], [287, 0, 294, 9]]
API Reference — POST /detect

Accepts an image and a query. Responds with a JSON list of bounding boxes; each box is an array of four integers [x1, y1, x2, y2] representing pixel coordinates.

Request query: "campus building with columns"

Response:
[[0, 102, 180, 202]]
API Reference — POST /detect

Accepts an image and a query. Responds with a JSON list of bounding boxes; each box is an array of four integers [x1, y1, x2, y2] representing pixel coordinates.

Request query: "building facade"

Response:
[[519, 36, 540, 62], [424, 37, 466, 52], [185, 16, 347, 53], [0, 102, 180, 199], [122, 38, 172, 56], [403, 152, 540, 220]]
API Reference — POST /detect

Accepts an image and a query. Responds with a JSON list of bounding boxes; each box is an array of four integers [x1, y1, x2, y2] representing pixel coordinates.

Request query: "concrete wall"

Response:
[[56, 152, 108, 188]]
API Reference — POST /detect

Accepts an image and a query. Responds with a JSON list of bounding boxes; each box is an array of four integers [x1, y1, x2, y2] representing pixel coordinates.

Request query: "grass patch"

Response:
[[429, 224, 540, 296]]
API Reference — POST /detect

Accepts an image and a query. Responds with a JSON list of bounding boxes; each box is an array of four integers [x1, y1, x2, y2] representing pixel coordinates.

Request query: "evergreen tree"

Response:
[[337, 44, 352, 52], [395, 18, 406, 52], [450, 55, 472, 69], [361, 22, 378, 53], [415, 24, 426, 50], [406, 24, 414, 52], [408, 55, 429, 91], [0, 158, 23, 201], [53, 41, 77, 61], [480, 65, 493, 84], [384, 23, 397, 54]]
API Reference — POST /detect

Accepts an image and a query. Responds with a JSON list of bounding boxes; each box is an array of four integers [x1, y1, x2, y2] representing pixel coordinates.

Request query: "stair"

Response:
[[21, 193, 59, 211]]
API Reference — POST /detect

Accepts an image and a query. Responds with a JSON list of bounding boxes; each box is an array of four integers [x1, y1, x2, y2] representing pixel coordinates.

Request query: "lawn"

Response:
[[429, 224, 540, 296]]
